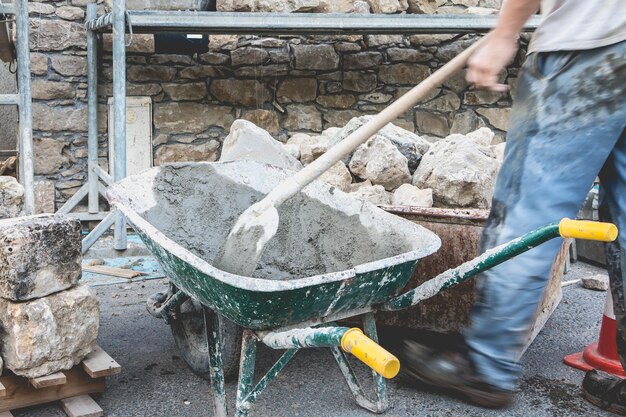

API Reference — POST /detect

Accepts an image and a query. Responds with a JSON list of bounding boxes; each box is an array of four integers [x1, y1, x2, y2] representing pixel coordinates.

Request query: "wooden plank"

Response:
[[29, 372, 66, 389], [0, 367, 105, 413], [82, 346, 121, 378], [82, 265, 144, 279], [60, 395, 103, 417]]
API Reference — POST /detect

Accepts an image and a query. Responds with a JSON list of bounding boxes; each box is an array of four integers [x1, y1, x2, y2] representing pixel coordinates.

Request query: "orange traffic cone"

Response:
[[564, 290, 626, 378]]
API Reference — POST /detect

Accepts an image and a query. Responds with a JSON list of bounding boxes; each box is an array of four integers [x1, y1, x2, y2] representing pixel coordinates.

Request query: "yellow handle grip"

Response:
[[341, 328, 400, 379], [559, 218, 618, 242]]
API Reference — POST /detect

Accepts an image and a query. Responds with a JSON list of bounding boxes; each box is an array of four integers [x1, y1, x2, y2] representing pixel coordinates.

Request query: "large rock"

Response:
[[349, 184, 390, 205], [349, 136, 411, 191], [337, 116, 430, 172], [412, 129, 500, 208], [220, 120, 303, 171], [0, 285, 99, 378], [319, 161, 352, 192], [392, 184, 433, 207], [0, 177, 24, 219], [0, 214, 81, 301]]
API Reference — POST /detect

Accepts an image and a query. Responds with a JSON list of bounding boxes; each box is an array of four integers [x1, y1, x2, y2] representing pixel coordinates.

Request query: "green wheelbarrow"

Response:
[[107, 160, 617, 417]]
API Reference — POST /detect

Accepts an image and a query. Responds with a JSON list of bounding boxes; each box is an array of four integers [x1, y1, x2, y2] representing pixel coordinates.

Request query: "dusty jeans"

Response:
[[464, 40, 626, 391]]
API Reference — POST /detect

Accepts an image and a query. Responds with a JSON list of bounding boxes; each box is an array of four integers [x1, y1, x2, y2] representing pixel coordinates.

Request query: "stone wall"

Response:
[[28, 0, 527, 210]]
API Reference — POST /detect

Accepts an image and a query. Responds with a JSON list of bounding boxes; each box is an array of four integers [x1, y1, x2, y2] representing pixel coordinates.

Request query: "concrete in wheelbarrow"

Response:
[[11, 261, 613, 417]]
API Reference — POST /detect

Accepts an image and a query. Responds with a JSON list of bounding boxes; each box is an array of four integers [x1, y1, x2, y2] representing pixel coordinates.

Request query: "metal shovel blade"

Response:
[[214, 199, 280, 277]]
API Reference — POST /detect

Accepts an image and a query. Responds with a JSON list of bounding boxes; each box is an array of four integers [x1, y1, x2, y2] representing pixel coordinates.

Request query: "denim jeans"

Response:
[[464, 40, 626, 391]]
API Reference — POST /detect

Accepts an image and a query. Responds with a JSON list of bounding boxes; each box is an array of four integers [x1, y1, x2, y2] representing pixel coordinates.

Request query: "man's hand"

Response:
[[467, 33, 519, 92]]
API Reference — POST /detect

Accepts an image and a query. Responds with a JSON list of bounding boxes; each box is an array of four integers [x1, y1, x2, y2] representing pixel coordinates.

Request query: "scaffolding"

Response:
[[74, 0, 539, 253], [0, 0, 34, 215]]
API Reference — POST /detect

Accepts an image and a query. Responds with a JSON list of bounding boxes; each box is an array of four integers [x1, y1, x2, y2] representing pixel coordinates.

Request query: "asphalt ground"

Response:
[[14, 261, 615, 417]]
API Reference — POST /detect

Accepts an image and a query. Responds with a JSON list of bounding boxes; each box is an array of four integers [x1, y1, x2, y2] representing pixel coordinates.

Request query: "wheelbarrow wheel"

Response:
[[171, 297, 242, 382]]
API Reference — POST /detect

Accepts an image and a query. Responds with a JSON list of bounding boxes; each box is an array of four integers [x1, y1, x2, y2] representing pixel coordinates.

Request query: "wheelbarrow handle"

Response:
[[259, 326, 400, 379], [382, 218, 618, 312], [559, 218, 618, 241]]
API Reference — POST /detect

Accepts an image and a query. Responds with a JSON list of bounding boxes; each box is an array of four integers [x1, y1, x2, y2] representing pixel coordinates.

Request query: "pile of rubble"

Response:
[[0, 183, 99, 378], [221, 117, 505, 209]]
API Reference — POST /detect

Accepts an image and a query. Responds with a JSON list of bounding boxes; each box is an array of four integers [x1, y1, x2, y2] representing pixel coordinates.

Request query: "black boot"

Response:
[[398, 339, 513, 409], [582, 370, 626, 415]]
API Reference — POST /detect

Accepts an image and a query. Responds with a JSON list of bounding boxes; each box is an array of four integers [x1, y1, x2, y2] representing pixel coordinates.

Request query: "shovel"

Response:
[[215, 37, 486, 277]]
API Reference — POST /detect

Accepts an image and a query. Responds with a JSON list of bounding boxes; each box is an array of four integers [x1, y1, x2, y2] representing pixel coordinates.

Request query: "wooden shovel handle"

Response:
[[265, 36, 486, 208]]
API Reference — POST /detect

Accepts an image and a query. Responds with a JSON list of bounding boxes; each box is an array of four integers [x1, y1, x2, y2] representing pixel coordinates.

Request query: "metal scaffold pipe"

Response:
[[14, 0, 34, 215]]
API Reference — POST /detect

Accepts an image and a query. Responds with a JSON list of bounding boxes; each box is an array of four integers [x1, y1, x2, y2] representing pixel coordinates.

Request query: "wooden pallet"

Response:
[[0, 346, 120, 417]]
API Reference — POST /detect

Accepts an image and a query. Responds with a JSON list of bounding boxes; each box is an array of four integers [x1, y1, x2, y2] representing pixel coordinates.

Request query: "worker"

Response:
[[400, 0, 626, 412]]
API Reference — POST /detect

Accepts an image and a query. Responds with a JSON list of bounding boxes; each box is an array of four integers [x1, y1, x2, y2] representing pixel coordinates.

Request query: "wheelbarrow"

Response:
[[107, 160, 617, 417]]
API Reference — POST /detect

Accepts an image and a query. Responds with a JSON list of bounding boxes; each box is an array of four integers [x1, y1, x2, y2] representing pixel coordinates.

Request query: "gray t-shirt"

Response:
[[529, 0, 626, 53]]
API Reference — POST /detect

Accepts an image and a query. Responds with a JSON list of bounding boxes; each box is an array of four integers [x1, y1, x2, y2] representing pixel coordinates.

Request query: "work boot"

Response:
[[582, 370, 626, 415], [398, 339, 513, 409]]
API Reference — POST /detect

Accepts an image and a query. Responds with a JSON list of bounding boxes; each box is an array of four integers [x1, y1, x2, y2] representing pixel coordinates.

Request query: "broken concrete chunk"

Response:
[[492, 142, 506, 162], [412, 129, 500, 209], [0, 176, 24, 219], [319, 161, 353, 192], [286, 133, 329, 166], [0, 214, 81, 301], [392, 184, 433, 207], [582, 274, 609, 291], [349, 136, 411, 191], [331, 116, 430, 172], [347, 179, 373, 193], [349, 184, 391, 205], [220, 119, 303, 171], [282, 143, 301, 161], [466, 127, 495, 147], [0, 284, 99, 378]]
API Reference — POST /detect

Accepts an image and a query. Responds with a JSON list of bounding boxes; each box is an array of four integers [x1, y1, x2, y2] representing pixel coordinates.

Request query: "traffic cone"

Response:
[[564, 290, 626, 378]]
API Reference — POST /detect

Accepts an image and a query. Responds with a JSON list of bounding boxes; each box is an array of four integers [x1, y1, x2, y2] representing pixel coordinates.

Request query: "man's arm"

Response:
[[467, 0, 541, 91]]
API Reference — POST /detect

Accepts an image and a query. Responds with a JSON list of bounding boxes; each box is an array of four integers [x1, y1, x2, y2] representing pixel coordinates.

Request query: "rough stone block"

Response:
[[34, 180, 56, 214], [0, 214, 81, 301], [0, 177, 24, 219], [50, 55, 86, 77], [210, 79, 271, 106], [220, 120, 302, 171], [0, 285, 99, 378], [293, 44, 339, 70], [154, 141, 220, 165], [29, 19, 86, 51], [284, 104, 322, 132], [153, 103, 234, 133], [277, 78, 318, 103]]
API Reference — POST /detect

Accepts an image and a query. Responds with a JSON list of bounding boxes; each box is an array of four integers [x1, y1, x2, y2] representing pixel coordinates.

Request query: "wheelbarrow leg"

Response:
[[235, 330, 257, 417], [205, 308, 228, 417], [331, 313, 388, 414]]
